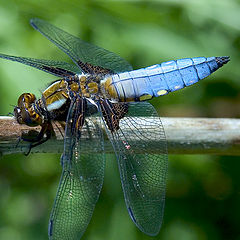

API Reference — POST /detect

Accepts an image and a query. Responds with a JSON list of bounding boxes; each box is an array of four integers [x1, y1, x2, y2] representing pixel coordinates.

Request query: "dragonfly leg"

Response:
[[17, 122, 54, 155]]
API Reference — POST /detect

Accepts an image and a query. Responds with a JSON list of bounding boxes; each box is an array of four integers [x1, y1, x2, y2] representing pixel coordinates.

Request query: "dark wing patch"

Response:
[[0, 53, 81, 77], [77, 61, 113, 75], [100, 100, 128, 132], [42, 66, 77, 77]]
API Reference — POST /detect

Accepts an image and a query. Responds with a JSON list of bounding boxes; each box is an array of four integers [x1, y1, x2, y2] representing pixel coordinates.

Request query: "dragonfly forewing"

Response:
[[0, 53, 81, 77], [30, 18, 133, 73], [49, 96, 105, 240]]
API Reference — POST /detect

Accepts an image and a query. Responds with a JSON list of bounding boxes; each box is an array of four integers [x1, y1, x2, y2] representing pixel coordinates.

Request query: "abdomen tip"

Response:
[[216, 56, 230, 66]]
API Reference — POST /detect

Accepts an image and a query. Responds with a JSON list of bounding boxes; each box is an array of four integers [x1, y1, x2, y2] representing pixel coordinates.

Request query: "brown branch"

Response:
[[0, 116, 240, 156]]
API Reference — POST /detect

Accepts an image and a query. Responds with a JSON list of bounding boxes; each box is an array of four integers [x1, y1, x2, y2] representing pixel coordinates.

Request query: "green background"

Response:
[[0, 0, 239, 240]]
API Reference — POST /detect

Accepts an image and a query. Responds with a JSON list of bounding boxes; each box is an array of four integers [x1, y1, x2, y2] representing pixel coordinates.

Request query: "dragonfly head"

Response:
[[14, 93, 43, 127]]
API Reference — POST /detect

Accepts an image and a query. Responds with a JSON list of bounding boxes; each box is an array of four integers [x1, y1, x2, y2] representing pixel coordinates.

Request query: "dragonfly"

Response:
[[0, 19, 229, 240]]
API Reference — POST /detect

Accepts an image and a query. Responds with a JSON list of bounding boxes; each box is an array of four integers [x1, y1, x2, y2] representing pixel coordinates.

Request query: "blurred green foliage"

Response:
[[0, 0, 240, 240]]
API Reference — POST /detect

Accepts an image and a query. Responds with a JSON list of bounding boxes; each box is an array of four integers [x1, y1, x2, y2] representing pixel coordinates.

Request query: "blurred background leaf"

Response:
[[0, 0, 240, 239]]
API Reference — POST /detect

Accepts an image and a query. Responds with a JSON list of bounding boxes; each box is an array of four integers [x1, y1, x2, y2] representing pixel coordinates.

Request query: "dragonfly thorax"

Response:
[[70, 73, 108, 99]]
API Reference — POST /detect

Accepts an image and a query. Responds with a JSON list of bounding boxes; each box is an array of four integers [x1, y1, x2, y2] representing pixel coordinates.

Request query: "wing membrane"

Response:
[[30, 18, 133, 73], [100, 101, 167, 236], [0, 53, 80, 77], [49, 97, 105, 240]]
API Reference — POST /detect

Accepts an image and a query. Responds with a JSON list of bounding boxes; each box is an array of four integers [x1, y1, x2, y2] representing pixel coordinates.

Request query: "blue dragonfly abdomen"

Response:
[[108, 56, 229, 102]]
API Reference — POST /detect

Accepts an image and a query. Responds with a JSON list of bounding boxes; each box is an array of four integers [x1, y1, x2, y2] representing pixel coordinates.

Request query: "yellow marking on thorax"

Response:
[[43, 80, 66, 95], [70, 82, 79, 92], [42, 80, 68, 106], [87, 82, 98, 94], [79, 75, 90, 97]]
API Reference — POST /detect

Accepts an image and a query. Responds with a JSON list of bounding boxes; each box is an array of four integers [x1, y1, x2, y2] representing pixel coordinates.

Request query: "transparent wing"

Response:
[[30, 18, 133, 73], [49, 97, 105, 240], [0, 53, 81, 77], [100, 101, 167, 236]]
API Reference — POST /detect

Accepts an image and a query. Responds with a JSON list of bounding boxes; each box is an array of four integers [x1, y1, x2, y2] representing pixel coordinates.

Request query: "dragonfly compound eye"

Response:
[[15, 93, 43, 127], [17, 93, 36, 108]]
